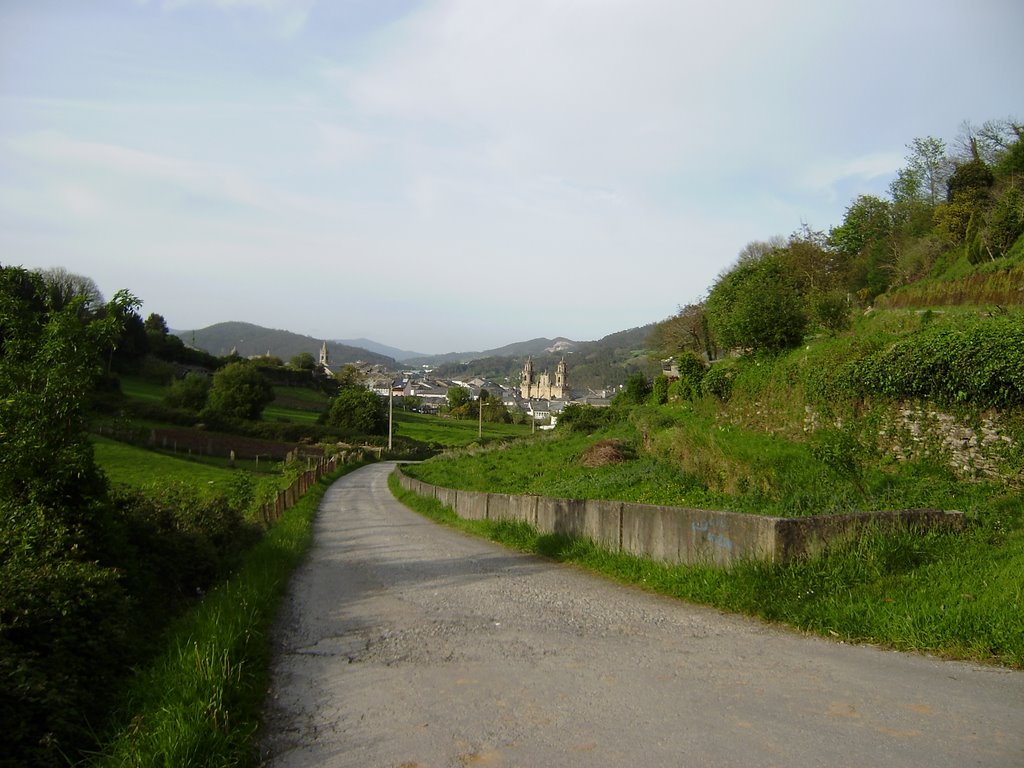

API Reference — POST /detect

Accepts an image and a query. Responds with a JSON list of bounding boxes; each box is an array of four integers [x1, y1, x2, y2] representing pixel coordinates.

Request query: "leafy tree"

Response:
[[166, 372, 211, 411], [668, 351, 707, 400], [1, 266, 135, 512], [614, 371, 652, 406], [651, 373, 669, 405], [827, 194, 894, 301], [557, 402, 617, 433], [334, 364, 366, 389], [0, 265, 137, 765], [810, 290, 852, 334], [290, 352, 316, 370], [326, 387, 387, 434], [648, 303, 716, 360], [905, 136, 951, 206], [144, 312, 169, 335], [204, 361, 274, 420], [705, 254, 808, 353], [447, 385, 471, 410], [106, 306, 149, 373], [32, 266, 104, 316]]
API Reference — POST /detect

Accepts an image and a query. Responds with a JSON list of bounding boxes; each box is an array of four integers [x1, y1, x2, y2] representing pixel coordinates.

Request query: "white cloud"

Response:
[[160, 0, 316, 37], [798, 151, 906, 196]]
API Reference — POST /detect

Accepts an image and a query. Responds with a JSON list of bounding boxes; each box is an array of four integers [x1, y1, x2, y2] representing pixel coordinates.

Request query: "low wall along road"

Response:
[[394, 466, 964, 566]]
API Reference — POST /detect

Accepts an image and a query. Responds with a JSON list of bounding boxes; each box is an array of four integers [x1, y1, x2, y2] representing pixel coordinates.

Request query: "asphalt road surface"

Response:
[[259, 463, 1023, 767]]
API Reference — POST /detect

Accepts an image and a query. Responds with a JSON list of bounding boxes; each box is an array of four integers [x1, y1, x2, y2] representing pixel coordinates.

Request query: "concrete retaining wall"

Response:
[[394, 467, 964, 566]]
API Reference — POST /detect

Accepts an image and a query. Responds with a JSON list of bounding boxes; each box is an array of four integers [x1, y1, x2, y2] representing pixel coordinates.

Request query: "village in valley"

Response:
[[316, 340, 617, 428]]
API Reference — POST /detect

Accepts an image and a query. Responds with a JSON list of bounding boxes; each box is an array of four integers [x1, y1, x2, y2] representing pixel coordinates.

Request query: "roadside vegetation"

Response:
[[85, 463, 356, 768], [3, 118, 1022, 764], [390, 474, 1022, 668], [399, 121, 1024, 669]]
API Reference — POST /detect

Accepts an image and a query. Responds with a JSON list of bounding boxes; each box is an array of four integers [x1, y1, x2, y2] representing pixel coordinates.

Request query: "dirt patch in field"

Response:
[[578, 439, 631, 468]]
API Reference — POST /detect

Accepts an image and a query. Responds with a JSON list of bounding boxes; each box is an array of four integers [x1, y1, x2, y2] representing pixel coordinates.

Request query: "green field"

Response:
[[392, 409, 532, 446], [92, 435, 287, 515]]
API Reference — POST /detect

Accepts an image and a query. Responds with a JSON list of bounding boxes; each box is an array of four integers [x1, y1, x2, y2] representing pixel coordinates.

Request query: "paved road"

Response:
[[259, 463, 1023, 767]]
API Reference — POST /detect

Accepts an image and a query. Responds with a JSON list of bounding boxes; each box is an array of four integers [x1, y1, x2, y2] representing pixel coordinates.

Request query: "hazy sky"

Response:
[[2, 1, 1022, 353]]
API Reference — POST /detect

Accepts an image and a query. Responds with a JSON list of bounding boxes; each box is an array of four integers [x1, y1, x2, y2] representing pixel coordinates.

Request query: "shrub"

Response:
[[706, 254, 808, 353], [205, 362, 275, 421], [701, 361, 737, 401], [651, 374, 669, 405], [850, 314, 1024, 408], [558, 403, 619, 433], [165, 372, 211, 411], [613, 371, 652, 407], [326, 387, 387, 435]]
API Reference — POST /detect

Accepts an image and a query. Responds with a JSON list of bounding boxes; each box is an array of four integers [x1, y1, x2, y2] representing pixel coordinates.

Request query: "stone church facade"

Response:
[[520, 357, 568, 400]]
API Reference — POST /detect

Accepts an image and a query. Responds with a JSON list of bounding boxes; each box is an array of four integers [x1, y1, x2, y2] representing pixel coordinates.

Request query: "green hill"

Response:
[[174, 321, 395, 366]]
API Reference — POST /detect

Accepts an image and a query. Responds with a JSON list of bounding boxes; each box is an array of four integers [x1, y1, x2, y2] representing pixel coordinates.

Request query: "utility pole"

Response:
[[388, 381, 393, 451], [478, 392, 483, 439]]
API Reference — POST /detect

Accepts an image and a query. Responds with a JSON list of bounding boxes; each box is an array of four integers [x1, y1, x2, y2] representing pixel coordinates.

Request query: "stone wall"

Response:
[[393, 467, 964, 567]]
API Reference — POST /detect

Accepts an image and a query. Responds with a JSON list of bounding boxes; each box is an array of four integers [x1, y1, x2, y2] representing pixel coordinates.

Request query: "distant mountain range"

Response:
[[173, 322, 396, 367], [333, 338, 427, 362], [173, 321, 657, 388]]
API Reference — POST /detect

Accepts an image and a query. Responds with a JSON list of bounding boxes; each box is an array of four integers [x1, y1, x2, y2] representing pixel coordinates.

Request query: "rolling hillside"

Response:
[[175, 322, 395, 366]]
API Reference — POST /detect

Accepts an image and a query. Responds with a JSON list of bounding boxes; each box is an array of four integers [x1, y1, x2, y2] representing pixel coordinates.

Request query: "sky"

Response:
[[2, 1, 1022, 354]]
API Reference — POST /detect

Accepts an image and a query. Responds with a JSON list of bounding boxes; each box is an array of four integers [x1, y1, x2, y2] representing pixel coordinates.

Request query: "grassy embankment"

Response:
[[87, 445, 359, 767], [84, 391, 528, 765], [397, 307, 1024, 668]]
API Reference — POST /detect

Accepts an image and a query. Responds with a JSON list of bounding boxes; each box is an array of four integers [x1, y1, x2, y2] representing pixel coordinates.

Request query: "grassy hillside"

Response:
[[400, 305, 1024, 667], [178, 321, 395, 366]]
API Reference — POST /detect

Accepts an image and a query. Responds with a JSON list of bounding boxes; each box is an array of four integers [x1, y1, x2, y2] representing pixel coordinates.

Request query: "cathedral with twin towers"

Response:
[[520, 357, 569, 401]]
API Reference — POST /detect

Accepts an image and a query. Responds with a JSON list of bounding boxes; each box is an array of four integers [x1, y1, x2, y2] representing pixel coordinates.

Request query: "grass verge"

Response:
[[85, 463, 363, 767], [389, 473, 1023, 669]]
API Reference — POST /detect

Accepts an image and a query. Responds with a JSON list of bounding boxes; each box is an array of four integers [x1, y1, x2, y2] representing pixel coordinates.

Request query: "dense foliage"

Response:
[[205, 361, 276, 421], [849, 313, 1024, 408], [326, 385, 388, 435], [650, 118, 1024, 362], [0, 266, 269, 766]]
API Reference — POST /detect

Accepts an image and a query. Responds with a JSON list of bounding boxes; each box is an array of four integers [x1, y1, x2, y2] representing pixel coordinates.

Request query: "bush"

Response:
[[613, 372, 652, 407], [701, 361, 737, 401], [706, 254, 808, 352], [668, 351, 707, 401], [850, 314, 1024, 408], [651, 374, 669, 405], [165, 372, 211, 411], [326, 387, 387, 435], [205, 362, 275, 421], [557, 403, 619, 433]]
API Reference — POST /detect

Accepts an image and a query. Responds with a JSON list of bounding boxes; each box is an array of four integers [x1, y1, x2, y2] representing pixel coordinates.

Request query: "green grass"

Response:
[[392, 409, 532, 447], [86, 463, 363, 768], [120, 376, 171, 402], [94, 435, 241, 489], [92, 435, 288, 517], [389, 474, 1024, 667]]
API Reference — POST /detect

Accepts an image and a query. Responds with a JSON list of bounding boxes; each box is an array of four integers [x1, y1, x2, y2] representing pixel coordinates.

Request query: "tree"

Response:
[[447, 385, 471, 411], [166, 372, 211, 411], [905, 136, 950, 206], [204, 361, 274, 420], [828, 194, 895, 301], [647, 303, 716, 360], [705, 254, 808, 353], [326, 387, 387, 434], [334, 364, 366, 389], [290, 352, 316, 370], [106, 306, 149, 372], [33, 266, 104, 316], [144, 312, 169, 335], [614, 371, 652, 406], [1, 266, 135, 511], [0, 265, 137, 765]]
